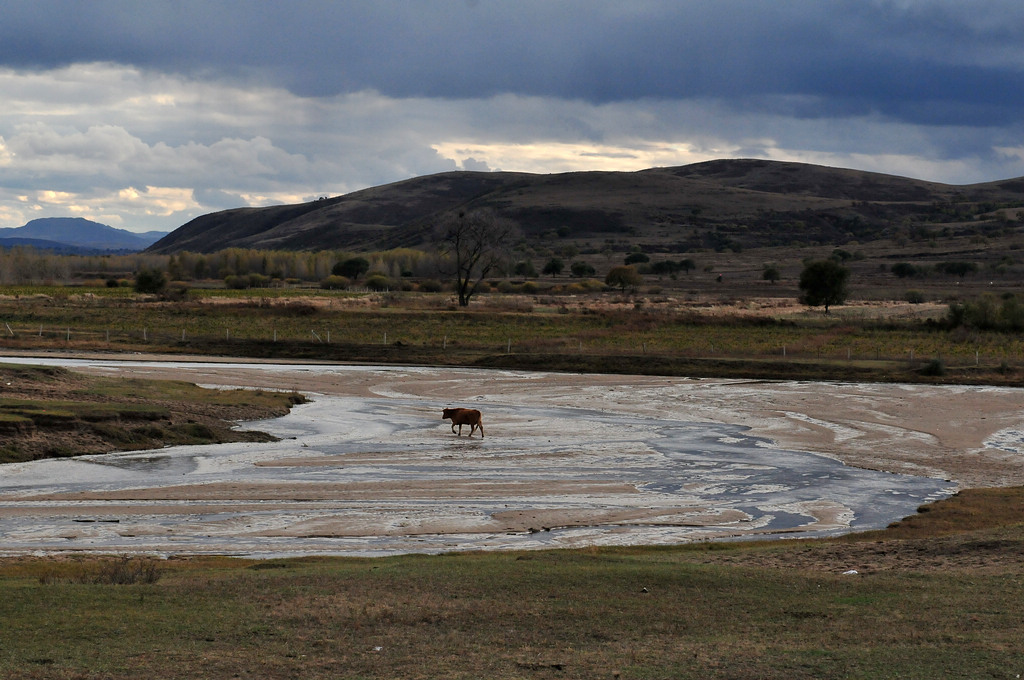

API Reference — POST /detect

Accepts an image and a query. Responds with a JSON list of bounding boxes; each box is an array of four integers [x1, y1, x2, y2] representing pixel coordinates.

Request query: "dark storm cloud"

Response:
[[4, 1, 1024, 231], [3, 1, 1023, 126]]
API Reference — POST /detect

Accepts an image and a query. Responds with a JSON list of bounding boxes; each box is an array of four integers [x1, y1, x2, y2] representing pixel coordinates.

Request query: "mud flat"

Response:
[[2, 355, 1020, 557]]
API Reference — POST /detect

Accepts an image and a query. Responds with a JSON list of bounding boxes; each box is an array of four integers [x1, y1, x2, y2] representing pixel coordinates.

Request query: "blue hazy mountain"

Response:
[[0, 217, 167, 253]]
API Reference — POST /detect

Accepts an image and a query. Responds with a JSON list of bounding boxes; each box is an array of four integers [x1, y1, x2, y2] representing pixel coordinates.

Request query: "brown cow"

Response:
[[442, 407, 484, 438]]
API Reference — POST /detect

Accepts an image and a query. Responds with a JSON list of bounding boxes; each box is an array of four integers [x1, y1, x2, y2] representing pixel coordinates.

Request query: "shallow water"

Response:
[[0, 358, 954, 558]]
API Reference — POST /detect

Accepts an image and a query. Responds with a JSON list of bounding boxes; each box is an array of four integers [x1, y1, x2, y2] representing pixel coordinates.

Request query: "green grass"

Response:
[[0, 363, 305, 463], [1, 491, 1022, 678], [0, 398, 168, 422], [1, 542, 1022, 679], [3, 293, 1023, 373]]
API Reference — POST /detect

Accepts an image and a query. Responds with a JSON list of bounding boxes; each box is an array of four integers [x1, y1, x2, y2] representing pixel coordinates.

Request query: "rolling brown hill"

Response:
[[146, 159, 1024, 254]]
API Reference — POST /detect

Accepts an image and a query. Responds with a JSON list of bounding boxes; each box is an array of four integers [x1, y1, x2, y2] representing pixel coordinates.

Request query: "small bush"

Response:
[[418, 279, 443, 293], [134, 268, 167, 294], [39, 556, 162, 585], [320, 275, 350, 290], [179, 423, 216, 439], [365, 274, 392, 291], [905, 290, 926, 304], [162, 282, 190, 301], [920, 359, 946, 376], [95, 556, 162, 585]]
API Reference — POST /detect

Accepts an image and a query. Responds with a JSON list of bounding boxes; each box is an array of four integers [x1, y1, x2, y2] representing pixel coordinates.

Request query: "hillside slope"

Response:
[[0, 217, 165, 252], [147, 159, 1024, 254]]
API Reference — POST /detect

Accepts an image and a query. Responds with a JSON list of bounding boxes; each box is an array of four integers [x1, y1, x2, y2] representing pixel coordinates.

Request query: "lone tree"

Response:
[[570, 261, 596, 278], [333, 257, 370, 280], [134, 267, 167, 294], [606, 265, 643, 292], [798, 259, 850, 313], [438, 209, 518, 306], [542, 257, 564, 276]]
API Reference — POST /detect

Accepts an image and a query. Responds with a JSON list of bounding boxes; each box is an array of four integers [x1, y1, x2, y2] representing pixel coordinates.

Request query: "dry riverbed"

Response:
[[1, 352, 1022, 558]]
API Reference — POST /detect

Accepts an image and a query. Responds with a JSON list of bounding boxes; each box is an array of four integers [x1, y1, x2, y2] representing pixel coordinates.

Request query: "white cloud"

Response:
[[433, 141, 720, 175], [2, 61, 1024, 233]]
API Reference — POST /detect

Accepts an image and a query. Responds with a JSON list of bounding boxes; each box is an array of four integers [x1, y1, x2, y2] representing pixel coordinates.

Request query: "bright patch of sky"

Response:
[[2, 1, 1024, 233]]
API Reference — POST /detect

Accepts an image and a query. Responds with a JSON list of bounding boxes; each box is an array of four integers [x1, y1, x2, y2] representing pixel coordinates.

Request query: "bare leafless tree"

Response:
[[437, 209, 518, 306]]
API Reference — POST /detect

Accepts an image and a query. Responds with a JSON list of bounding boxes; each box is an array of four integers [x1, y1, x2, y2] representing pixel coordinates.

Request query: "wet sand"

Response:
[[90, 356, 1024, 488], [0, 354, 1021, 557]]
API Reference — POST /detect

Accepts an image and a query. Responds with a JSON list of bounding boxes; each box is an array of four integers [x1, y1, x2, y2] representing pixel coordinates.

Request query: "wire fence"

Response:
[[1, 321, 1019, 372]]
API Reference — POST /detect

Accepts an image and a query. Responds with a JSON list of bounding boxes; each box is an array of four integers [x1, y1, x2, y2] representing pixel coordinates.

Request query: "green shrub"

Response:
[[333, 257, 370, 280], [365, 274, 392, 291], [134, 268, 167, 294], [418, 279, 443, 293], [320, 275, 350, 290]]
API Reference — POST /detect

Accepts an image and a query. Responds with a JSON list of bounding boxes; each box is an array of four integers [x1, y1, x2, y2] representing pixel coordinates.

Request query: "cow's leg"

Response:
[[450, 423, 458, 434], [478, 421, 484, 438], [457, 423, 463, 436]]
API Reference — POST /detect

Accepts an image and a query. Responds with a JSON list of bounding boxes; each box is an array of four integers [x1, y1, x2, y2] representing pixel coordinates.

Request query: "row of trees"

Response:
[[947, 293, 1024, 331], [891, 261, 982, 278]]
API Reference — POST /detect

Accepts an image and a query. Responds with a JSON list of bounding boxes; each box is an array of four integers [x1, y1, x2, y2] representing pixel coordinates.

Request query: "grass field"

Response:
[[0, 362, 304, 463], [2, 487, 1023, 679], [3, 287, 1024, 386], [2, 286, 1024, 678]]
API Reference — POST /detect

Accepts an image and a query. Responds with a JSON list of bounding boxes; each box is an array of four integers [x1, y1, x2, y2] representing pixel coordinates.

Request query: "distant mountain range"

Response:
[[0, 218, 167, 254], [146, 159, 1024, 255]]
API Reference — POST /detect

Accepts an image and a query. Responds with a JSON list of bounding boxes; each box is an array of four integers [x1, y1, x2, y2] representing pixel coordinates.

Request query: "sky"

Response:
[[2, 1, 1024, 234]]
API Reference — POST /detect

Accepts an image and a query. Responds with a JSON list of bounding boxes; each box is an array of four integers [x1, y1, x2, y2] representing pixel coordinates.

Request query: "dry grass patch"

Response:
[[2, 490, 1024, 678], [0, 362, 305, 463]]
